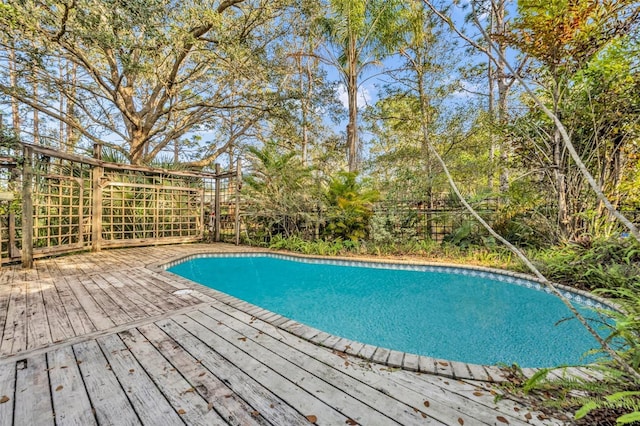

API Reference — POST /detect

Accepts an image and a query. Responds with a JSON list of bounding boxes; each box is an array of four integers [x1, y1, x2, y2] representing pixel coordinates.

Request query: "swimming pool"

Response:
[[167, 253, 612, 368]]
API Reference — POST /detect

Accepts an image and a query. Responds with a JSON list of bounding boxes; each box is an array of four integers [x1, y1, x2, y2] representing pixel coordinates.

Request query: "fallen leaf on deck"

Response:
[[345, 419, 358, 425], [0, 396, 9, 404], [473, 391, 483, 396], [178, 409, 186, 415], [458, 418, 464, 425], [55, 385, 63, 391], [524, 413, 532, 420], [251, 410, 260, 417], [423, 400, 430, 408], [237, 337, 247, 342], [306, 415, 317, 423], [496, 416, 509, 424]]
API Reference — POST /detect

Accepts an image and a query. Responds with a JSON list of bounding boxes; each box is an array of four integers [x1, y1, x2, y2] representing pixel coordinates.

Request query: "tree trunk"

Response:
[[297, 53, 310, 166], [8, 45, 21, 133], [494, 1, 510, 193], [552, 81, 569, 238], [33, 79, 40, 145], [346, 34, 359, 173], [59, 59, 65, 149], [417, 70, 435, 239], [130, 128, 146, 164], [66, 62, 78, 150], [487, 49, 495, 191], [553, 127, 569, 237]]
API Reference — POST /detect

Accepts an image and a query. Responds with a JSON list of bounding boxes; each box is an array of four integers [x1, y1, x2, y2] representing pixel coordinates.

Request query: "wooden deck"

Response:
[[0, 244, 564, 425]]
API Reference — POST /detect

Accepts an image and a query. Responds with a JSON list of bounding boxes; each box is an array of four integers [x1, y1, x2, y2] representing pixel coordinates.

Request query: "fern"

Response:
[[575, 391, 640, 424]]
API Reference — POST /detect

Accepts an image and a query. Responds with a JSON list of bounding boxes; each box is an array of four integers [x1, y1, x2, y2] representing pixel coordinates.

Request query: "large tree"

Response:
[[318, 0, 403, 172], [502, 0, 640, 238], [0, 0, 288, 165]]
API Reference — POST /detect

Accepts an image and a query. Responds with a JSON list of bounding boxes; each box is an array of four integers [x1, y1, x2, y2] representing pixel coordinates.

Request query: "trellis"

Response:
[[1, 142, 240, 268]]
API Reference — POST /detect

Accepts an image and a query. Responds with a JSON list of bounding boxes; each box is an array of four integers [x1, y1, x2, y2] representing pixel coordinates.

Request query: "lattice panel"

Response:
[[31, 157, 90, 252], [101, 172, 203, 242], [218, 173, 239, 242], [6, 142, 240, 265]]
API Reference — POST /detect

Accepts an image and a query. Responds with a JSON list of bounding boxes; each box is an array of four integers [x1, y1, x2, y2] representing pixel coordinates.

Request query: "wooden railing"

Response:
[[1, 142, 241, 268]]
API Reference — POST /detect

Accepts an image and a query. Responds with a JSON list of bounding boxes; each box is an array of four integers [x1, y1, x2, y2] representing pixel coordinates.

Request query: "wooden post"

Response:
[[214, 163, 221, 242], [91, 143, 103, 251], [8, 213, 18, 259], [235, 159, 241, 246], [21, 146, 33, 268]]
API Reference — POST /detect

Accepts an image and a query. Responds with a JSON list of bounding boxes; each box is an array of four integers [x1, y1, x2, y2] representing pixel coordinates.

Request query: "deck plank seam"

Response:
[[0, 302, 215, 366], [188, 307, 413, 425], [157, 317, 315, 425]]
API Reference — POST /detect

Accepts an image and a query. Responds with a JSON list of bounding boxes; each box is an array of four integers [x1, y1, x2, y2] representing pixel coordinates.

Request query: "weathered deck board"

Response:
[[0, 361, 15, 425], [97, 333, 185, 426], [41, 279, 76, 344], [53, 275, 99, 336], [64, 275, 116, 330], [78, 275, 134, 326], [73, 339, 141, 426], [171, 314, 357, 425], [14, 354, 53, 425], [1, 282, 27, 356], [93, 272, 164, 317], [26, 279, 53, 350], [136, 322, 270, 426], [0, 244, 565, 425], [191, 306, 435, 425], [88, 273, 149, 321], [48, 345, 97, 426], [198, 301, 524, 426], [118, 327, 228, 426], [156, 318, 310, 426]]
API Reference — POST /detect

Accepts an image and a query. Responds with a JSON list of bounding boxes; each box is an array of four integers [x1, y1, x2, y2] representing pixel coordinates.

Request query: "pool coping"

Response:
[[149, 249, 613, 383]]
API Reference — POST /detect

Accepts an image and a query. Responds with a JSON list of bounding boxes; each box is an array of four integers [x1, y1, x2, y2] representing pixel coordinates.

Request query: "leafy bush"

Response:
[[243, 142, 317, 239], [530, 237, 640, 291], [324, 172, 379, 241]]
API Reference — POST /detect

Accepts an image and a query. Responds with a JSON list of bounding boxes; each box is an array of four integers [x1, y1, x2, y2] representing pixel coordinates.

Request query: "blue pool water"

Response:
[[168, 254, 611, 367]]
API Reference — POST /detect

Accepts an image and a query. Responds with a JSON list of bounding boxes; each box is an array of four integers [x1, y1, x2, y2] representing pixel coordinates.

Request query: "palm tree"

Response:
[[318, 0, 403, 172]]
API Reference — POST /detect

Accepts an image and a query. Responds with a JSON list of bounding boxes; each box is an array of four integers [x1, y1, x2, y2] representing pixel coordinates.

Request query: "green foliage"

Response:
[[268, 234, 358, 256], [515, 360, 640, 424], [575, 392, 640, 424], [531, 237, 640, 291], [516, 246, 640, 424], [324, 172, 379, 241], [593, 286, 640, 372], [243, 142, 316, 239], [262, 234, 517, 270], [491, 181, 556, 247]]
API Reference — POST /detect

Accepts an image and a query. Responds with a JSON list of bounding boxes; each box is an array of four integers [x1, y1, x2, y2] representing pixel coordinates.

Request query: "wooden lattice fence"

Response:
[[1, 142, 240, 267]]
